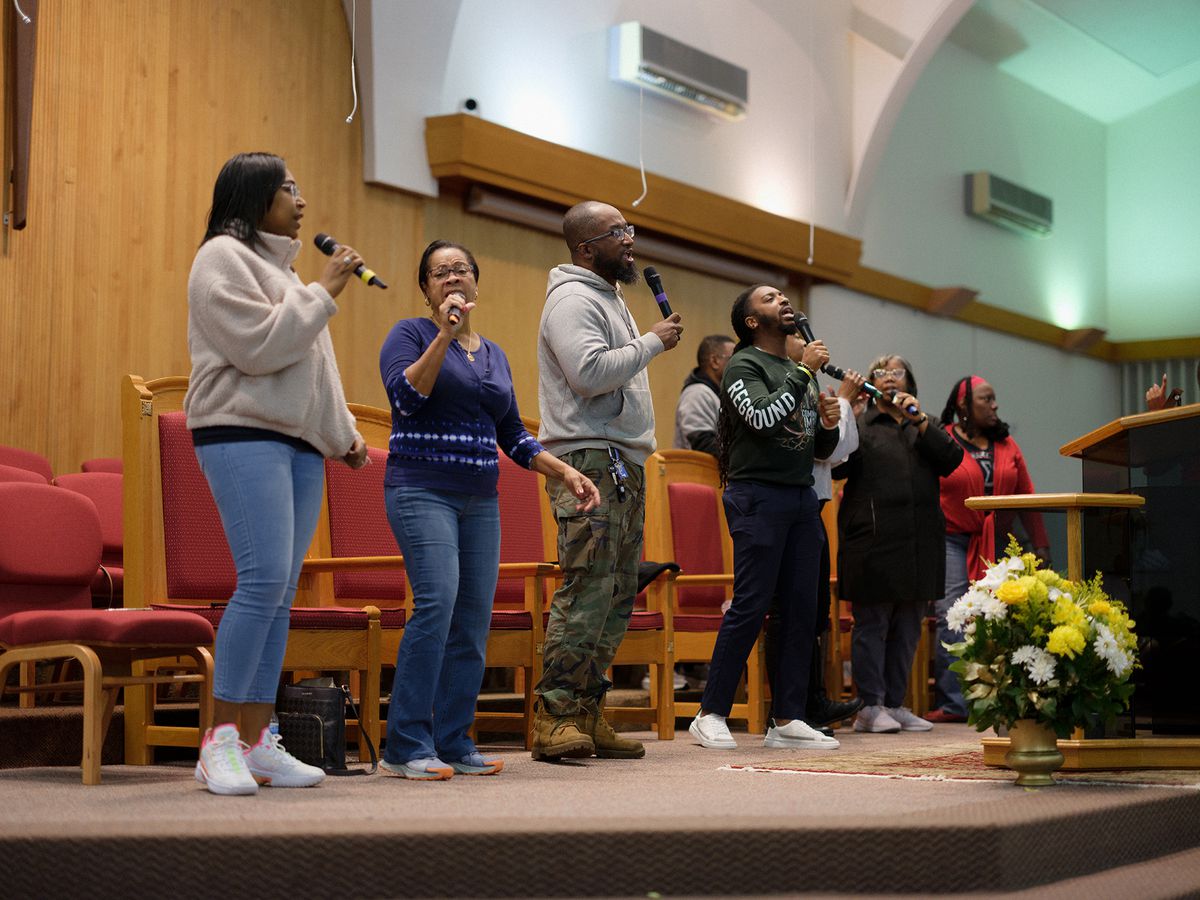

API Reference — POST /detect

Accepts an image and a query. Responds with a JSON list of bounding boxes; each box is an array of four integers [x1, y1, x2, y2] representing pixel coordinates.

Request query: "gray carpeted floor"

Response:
[[3, 723, 1200, 897]]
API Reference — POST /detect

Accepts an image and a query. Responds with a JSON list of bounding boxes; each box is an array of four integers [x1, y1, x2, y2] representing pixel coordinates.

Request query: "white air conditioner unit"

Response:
[[609, 21, 748, 121], [965, 172, 1052, 237]]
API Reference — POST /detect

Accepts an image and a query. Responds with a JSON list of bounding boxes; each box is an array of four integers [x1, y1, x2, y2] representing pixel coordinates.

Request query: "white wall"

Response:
[[809, 283, 1121, 496], [1107, 82, 1200, 341], [858, 42, 1110, 334], [358, 0, 855, 229]]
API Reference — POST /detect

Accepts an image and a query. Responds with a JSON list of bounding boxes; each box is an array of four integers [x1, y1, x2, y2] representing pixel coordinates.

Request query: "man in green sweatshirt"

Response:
[[689, 283, 843, 751]]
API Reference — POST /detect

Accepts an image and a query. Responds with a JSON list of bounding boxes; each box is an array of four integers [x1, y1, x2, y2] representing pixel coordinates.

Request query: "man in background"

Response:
[[673, 335, 735, 455]]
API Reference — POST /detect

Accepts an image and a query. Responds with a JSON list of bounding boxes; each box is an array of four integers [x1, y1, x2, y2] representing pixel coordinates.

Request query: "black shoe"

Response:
[[816, 724, 835, 737], [808, 695, 865, 727]]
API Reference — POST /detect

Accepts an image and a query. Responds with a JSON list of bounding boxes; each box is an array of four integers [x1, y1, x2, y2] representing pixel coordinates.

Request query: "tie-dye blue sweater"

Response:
[[379, 317, 543, 496]]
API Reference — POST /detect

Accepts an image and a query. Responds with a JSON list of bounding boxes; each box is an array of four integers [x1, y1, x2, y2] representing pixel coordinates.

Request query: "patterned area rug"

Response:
[[723, 741, 1200, 787]]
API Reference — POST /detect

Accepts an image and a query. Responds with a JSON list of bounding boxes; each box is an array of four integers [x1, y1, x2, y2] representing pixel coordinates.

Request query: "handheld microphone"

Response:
[[642, 266, 673, 317], [890, 390, 920, 417], [313, 233, 388, 289], [822, 363, 884, 401], [446, 291, 465, 327], [795, 313, 915, 413]]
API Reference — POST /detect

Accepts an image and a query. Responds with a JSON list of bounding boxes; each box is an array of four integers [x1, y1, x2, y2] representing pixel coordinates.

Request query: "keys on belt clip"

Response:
[[606, 447, 628, 504]]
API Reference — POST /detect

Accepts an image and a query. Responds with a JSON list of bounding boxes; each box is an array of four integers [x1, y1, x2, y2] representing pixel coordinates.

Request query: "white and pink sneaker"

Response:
[[243, 727, 326, 788], [195, 724, 258, 795]]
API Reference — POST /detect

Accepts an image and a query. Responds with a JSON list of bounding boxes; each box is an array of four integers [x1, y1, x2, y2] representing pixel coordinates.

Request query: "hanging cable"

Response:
[[12, 0, 32, 24], [345, 0, 359, 123], [807, 6, 815, 267], [631, 83, 648, 208]]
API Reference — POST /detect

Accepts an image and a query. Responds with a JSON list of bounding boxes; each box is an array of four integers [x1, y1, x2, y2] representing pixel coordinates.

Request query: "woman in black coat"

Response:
[[833, 354, 963, 734]]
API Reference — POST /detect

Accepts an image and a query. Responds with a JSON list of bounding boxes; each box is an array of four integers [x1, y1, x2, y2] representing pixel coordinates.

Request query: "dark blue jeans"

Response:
[[701, 481, 823, 721], [383, 485, 500, 764]]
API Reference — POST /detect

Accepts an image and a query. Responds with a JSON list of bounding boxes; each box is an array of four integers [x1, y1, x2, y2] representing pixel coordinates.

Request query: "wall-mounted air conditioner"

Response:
[[964, 172, 1053, 237], [609, 22, 748, 121]]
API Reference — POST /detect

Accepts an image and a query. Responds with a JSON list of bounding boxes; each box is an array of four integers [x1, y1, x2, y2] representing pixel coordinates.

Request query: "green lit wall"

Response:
[[1107, 82, 1200, 341], [860, 42, 1110, 334]]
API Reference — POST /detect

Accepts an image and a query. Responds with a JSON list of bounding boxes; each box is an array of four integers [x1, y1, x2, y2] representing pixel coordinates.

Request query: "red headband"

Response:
[[957, 375, 990, 406]]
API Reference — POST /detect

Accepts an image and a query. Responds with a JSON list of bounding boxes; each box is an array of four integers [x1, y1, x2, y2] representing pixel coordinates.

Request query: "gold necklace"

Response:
[[457, 333, 478, 362]]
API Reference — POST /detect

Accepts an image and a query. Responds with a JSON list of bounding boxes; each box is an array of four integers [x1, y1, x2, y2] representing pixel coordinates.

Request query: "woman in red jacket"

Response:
[[926, 375, 1050, 723]]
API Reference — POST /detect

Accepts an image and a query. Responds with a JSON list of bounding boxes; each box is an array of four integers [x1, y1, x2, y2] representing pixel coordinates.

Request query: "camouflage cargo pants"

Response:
[[535, 448, 645, 716]]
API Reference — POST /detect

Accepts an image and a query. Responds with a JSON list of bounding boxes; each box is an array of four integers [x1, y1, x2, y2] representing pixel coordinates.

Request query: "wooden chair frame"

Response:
[[533, 446, 675, 739], [122, 375, 382, 759], [0, 640, 213, 784], [643, 449, 766, 733]]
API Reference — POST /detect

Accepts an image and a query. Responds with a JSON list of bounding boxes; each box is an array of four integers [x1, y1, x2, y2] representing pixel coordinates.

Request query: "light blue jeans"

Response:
[[933, 533, 972, 717], [383, 485, 500, 764], [194, 440, 325, 704]]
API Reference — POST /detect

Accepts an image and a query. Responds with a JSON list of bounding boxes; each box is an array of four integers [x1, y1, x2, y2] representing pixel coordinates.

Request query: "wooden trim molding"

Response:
[[424, 114, 1194, 361], [425, 114, 862, 282]]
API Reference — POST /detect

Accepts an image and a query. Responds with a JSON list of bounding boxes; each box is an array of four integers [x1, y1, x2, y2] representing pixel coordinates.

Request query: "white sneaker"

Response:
[[689, 712, 737, 749], [763, 718, 840, 750], [194, 724, 258, 795], [641, 669, 688, 691], [853, 705, 902, 733], [243, 727, 326, 787], [888, 706, 935, 732]]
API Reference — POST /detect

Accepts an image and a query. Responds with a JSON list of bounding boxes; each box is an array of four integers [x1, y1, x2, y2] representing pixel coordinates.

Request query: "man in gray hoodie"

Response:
[[533, 200, 683, 761]]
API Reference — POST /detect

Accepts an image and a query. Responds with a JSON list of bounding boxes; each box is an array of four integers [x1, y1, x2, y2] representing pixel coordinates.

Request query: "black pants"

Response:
[[764, 507, 832, 713], [701, 481, 823, 721]]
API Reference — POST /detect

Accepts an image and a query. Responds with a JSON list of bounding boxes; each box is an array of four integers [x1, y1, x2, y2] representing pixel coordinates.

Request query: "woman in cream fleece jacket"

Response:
[[185, 152, 368, 796]]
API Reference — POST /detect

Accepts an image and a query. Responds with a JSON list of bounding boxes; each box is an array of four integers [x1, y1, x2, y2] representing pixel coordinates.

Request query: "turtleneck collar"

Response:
[[255, 230, 302, 271]]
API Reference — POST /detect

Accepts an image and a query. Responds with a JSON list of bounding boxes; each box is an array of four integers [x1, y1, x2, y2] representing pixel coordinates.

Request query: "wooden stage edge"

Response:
[[982, 736, 1200, 770]]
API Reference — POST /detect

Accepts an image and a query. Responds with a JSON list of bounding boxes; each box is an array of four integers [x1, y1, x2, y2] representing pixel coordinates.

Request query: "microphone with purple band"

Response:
[[642, 266, 673, 317]]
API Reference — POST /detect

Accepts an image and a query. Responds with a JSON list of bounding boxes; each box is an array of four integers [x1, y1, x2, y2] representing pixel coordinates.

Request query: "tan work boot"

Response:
[[578, 700, 645, 759], [530, 704, 595, 762]]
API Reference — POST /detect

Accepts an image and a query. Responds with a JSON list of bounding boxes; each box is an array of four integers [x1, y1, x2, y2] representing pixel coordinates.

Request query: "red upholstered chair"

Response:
[[643, 449, 766, 733], [121, 375, 381, 762], [0, 446, 52, 482], [81, 457, 123, 474], [530, 431, 674, 740], [0, 482, 213, 784], [483, 451, 555, 745], [0, 463, 48, 484], [55, 472, 124, 607]]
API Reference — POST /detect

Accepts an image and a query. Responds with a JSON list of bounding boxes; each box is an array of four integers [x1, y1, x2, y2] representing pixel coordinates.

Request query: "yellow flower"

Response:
[[996, 580, 1028, 605], [1047, 625, 1086, 659], [1088, 599, 1112, 617], [1021, 552, 1040, 572], [1052, 596, 1085, 627], [1036, 569, 1062, 588], [1019, 575, 1049, 603]]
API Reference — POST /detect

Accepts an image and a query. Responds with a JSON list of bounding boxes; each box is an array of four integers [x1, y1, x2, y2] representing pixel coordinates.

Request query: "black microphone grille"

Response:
[[313, 233, 337, 255]]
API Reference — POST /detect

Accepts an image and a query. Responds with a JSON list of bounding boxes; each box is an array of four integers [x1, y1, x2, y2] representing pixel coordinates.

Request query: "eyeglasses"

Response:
[[280, 181, 300, 199], [578, 224, 635, 246], [872, 368, 907, 380], [428, 263, 474, 281]]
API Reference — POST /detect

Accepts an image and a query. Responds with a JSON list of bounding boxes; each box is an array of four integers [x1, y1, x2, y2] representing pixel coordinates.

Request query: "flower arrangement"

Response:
[[947, 537, 1138, 738]]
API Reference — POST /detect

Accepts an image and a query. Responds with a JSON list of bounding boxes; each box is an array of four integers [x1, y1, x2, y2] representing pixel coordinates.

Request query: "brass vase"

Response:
[[1005, 719, 1064, 787]]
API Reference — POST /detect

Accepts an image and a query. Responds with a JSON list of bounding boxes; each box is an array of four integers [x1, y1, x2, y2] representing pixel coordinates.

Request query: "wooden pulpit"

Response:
[[971, 404, 1200, 769]]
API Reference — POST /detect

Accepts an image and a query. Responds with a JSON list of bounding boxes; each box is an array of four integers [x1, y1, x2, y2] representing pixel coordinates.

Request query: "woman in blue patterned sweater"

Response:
[[378, 240, 600, 780]]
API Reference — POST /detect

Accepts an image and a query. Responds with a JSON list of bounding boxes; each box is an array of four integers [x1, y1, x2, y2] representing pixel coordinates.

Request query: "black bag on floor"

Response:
[[276, 680, 378, 776]]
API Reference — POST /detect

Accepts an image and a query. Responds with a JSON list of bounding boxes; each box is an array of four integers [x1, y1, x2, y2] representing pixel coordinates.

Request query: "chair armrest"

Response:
[[300, 554, 406, 573]]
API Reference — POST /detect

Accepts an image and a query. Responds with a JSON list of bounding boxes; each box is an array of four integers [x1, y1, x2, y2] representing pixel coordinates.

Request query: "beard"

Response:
[[594, 250, 639, 286], [778, 319, 798, 336]]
